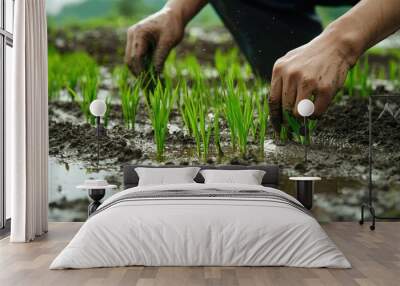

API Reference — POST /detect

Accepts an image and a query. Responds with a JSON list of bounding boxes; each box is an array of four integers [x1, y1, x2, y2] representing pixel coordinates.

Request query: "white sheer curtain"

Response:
[[8, 0, 48, 242]]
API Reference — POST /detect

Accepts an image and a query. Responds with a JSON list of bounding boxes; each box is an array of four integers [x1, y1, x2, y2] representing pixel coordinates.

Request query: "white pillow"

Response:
[[200, 169, 266, 185], [135, 167, 201, 186]]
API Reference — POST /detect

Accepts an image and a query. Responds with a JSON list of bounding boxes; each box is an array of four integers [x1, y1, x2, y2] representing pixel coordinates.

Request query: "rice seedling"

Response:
[[255, 90, 269, 154], [334, 89, 344, 103], [280, 126, 288, 143], [344, 57, 372, 98], [68, 67, 99, 125], [114, 65, 141, 130], [184, 55, 203, 81], [284, 110, 302, 143], [63, 52, 98, 101], [389, 60, 400, 90], [345, 64, 356, 97], [103, 96, 112, 128], [164, 50, 180, 79], [48, 50, 64, 101], [359, 57, 371, 98], [377, 66, 386, 80], [283, 111, 317, 145], [180, 80, 212, 161], [213, 107, 224, 158], [214, 48, 244, 81], [81, 70, 99, 125], [389, 60, 397, 81], [146, 79, 177, 161], [223, 80, 238, 152], [224, 78, 254, 156]]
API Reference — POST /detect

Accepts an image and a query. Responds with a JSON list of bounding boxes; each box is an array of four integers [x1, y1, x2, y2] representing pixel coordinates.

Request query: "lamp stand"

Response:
[[96, 116, 101, 172], [304, 116, 308, 164]]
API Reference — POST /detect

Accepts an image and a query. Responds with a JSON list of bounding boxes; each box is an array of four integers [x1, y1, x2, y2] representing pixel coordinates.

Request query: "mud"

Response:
[[48, 26, 235, 66], [49, 94, 400, 188]]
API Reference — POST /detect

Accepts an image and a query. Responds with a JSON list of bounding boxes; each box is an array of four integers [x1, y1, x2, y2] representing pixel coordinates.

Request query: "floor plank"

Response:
[[0, 222, 399, 286]]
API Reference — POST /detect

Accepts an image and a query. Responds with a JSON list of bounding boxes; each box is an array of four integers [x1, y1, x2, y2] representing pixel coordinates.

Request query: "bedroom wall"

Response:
[[46, 0, 400, 222]]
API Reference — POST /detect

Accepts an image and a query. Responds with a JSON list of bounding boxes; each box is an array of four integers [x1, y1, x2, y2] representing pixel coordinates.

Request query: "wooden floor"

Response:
[[0, 222, 399, 286]]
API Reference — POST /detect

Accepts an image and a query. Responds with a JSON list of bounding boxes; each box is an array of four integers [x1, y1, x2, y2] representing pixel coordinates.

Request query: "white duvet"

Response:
[[50, 183, 351, 269]]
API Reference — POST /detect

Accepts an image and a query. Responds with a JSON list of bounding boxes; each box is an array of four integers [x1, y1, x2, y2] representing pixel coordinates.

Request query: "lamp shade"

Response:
[[89, 99, 107, 117], [297, 99, 315, 117]]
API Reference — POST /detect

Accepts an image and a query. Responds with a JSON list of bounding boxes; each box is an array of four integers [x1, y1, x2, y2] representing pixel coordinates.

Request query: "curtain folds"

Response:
[[9, 0, 48, 242]]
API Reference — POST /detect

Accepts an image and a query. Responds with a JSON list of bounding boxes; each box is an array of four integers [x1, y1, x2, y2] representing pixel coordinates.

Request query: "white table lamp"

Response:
[[297, 99, 315, 163], [90, 99, 107, 171]]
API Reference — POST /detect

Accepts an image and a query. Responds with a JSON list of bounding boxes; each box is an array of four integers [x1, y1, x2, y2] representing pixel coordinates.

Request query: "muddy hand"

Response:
[[269, 31, 353, 136], [125, 7, 184, 76]]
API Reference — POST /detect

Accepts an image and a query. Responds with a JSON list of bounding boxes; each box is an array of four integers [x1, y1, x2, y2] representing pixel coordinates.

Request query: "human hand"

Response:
[[268, 32, 352, 135], [125, 7, 185, 76]]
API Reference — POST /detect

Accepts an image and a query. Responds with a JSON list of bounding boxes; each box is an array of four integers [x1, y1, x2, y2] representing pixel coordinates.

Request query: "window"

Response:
[[0, 0, 14, 232]]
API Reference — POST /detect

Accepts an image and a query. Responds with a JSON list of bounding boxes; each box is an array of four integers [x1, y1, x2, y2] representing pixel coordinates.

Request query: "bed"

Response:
[[50, 165, 350, 269]]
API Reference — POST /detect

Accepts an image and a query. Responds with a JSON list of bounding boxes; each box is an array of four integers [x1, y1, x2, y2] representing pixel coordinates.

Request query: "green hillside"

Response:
[[48, 0, 221, 28]]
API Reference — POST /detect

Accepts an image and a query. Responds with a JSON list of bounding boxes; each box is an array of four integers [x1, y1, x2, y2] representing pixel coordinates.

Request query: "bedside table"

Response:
[[77, 180, 117, 216], [289, 177, 321, 210]]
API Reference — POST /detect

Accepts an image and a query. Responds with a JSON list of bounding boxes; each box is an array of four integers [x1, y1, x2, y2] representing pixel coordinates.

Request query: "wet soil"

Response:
[[48, 26, 235, 66], [49, 94, 400, 186]]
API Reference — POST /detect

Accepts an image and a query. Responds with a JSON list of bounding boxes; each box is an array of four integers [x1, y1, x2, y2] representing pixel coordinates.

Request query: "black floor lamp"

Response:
[[359, 94, 400, 230], [77, 99, 115, 216], [89, 99, 107, 172]]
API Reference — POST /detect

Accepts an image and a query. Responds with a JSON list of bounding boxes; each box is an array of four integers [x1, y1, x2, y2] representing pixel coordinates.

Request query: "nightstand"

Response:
[[289, 177, 321, 210], [77, 180, 117, 216]]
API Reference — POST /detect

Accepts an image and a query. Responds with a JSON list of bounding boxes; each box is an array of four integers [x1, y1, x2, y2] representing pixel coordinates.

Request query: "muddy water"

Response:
[[48, 96, 400, 223], [48, 146, 400, 223]]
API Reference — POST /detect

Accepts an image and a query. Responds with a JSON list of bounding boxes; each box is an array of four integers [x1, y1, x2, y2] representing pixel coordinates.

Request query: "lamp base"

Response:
[[88, 188, 105, 216]]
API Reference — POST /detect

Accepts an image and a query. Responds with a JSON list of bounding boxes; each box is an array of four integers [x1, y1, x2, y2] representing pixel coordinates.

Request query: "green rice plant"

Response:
[[255, 90, 269, 154], [214, 48, 242, 80], [280, 126, 288, 143], [307, 119, 318, 142], [334, 89, 344, 103], [344, 57, 372, 98], [359, 57, 371, 98], [68, 67, 99, 125], [213, 107, 224, 158], [179, 81, 192, 136], [250, 78, 267, 139], [146, 80, 177, 161], [224, 79, 254, 156], [389, 60, 400, 90], [377, 66, 386, 80], [283, 111, 317, 145], [389, 60, 397, 80], [63, 52, 98, 101], [215, 49, 238, 75], [48, 49, 99, 102], [180, 81, 212, 161], [103, 96, 112, 128], [48, 50, 64, 101], [283, 110, 302, 143], [81, 70, 99, 125], [223, 79, 238, 152], [183, 55, 203, 83], [345, 65, 356, 97], [164, 50, 180, 79], [114, 65, 141, 130]]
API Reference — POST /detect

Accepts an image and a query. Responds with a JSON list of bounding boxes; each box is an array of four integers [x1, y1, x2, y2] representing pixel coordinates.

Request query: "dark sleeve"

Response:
[[245, 0, 358, 10]]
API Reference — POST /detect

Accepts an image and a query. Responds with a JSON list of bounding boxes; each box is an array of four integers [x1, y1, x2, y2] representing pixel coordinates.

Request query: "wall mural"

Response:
[[47, 0, 400, 222]]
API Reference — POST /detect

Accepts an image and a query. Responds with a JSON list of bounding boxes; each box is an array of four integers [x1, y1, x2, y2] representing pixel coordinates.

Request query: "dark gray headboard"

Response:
[[123, 165, 280, 189]]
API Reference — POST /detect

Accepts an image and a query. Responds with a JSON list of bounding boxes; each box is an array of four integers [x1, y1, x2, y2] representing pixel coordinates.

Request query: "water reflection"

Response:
[[48, 156, 399, 222]]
